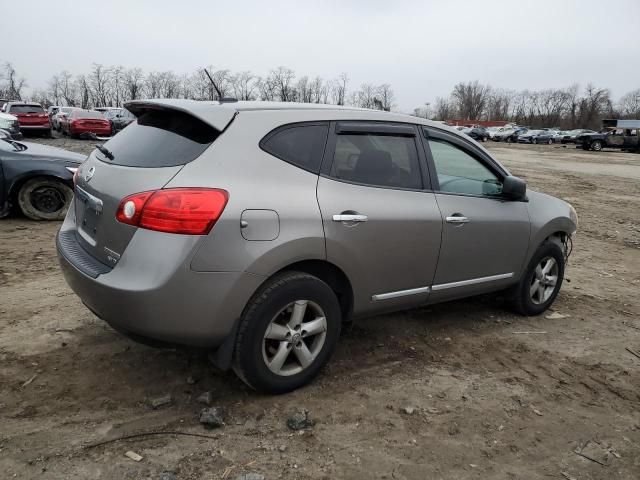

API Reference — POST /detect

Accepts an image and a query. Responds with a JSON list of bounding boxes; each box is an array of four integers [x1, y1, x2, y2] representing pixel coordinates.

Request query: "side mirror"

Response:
[[502, 175, 527, 201]]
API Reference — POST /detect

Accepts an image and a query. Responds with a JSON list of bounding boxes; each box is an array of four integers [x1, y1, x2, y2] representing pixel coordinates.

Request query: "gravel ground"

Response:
[[1, 135, 639, 479]]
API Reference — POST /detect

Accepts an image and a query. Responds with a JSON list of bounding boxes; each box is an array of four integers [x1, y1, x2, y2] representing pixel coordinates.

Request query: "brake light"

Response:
[[116, 188, 228, 235]]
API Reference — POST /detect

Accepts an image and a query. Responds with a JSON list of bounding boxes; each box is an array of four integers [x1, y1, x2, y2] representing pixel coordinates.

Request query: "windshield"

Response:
[[9, 105, 45, 114]]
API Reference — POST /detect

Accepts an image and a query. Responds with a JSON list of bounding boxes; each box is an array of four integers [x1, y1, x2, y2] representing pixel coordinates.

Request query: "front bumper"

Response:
[[56, 216, 265, 347]]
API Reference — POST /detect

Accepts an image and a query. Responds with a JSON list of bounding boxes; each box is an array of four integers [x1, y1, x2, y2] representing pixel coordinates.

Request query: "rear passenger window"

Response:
[[261, 124, 328, 173], [330, 134, 422, 189]]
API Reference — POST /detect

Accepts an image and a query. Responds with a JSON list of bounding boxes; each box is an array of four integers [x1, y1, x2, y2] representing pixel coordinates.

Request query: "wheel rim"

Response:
[[548, 139, 553, 144], [30, 186, 66, 213], [530, 256, 559, 305], [262, 300, 327, 376], [593, 141, 602, 151]]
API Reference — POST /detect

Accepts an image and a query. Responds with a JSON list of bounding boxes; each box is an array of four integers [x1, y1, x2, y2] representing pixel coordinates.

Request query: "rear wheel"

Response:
[[510, 241, 565, 316], [17, 177, 73, 220], [532, 138, 537, 144], [547, 138, 553, 145], [233, 271, 341, 394]]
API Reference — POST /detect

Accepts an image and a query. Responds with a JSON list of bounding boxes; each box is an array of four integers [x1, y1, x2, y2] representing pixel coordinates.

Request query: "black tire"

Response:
[[547, 138, 553, 145], [17, 177, 73, 221], [507, 137, 512, 143], [509, 241, 565, 316], [233, 271, 341, 394], [591, 140, 602, 151]]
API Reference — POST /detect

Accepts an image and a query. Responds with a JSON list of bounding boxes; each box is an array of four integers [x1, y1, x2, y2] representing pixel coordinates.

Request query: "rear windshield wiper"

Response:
[[95, 144, 114, 160]]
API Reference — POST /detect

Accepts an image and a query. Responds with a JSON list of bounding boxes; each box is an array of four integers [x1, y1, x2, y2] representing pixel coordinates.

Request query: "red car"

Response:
[[4, 102, 51, 137], [62, 109, 111, 137]]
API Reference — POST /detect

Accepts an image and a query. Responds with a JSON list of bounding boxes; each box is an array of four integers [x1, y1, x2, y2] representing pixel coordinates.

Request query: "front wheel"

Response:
[[18, 177, 74, 220], [509, 241, 565, 315], [591, 140, 603, 151], [547, 138, 553, 145], [233, 271, 341, 394]]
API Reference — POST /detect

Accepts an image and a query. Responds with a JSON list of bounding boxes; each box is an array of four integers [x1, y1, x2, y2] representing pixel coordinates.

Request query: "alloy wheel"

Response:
[[262, 300, 327, 376], [530, 256, 559, 304]]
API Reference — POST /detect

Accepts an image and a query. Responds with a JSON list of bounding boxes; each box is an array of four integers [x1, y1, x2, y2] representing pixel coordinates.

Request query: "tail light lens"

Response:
[[116, 188, 228, 235]]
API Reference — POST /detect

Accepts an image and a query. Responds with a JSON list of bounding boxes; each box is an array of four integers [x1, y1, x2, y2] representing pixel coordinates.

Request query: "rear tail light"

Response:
[[116, 188, 228, 235]]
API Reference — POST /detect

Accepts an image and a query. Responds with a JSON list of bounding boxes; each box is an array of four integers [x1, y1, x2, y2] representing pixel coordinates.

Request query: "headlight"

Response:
[[0, 118, 13, 128], [569, 203, 578, 231]]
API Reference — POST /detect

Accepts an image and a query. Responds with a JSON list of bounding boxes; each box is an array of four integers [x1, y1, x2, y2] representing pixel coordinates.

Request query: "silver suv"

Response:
[[57, 100, 577, 393]]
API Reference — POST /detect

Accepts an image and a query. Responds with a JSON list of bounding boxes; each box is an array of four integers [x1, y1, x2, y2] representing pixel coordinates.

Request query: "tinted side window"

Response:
[[261, 124, 328, 173], [330, 134, 422, 189], [428, 139, 502, 196]]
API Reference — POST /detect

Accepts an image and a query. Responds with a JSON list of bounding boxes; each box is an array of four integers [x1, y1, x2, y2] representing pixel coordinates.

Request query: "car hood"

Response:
[[17, 141, 86, 164]]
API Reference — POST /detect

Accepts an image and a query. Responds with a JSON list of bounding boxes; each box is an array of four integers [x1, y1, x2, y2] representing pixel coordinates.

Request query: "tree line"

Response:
[[416, 80, 640, 130], [2, 61, 638, 130], [0, 62, 394, 111]]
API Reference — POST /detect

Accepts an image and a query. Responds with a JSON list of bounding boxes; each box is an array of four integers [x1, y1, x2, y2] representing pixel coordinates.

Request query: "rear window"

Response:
[[260, 123, 328, 173], [9, 104, 44, 114], [74, 110, 105, 119], [98, 109, 220, 167]]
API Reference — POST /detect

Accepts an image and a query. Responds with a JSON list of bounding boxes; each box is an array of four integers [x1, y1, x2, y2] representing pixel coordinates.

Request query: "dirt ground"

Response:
[[1, 135, 639, 480]]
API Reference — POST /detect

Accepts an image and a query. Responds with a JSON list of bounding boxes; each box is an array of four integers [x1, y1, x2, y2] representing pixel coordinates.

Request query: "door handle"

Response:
[[332, 214, 368, 223], [446, 214, 469, 224]]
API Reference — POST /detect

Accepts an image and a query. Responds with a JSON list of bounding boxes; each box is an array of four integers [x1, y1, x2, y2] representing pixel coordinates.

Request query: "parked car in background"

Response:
[[517, 129, 543, 143], [0, 137, 84, 220], [57, 99, 577, 393], [103, 108, 136, 135], [495, 127, 527, 143], [94, 107, 121, 114], [461, 126, 489, 142], [0, 112, 23, 140], [531, 130, 558, 144], [560, 129, 595, 144], [52, 107, 79, 131], [61, 109, 111, 138], [3, 102, 51, 137], [576, 126, 640, 152]]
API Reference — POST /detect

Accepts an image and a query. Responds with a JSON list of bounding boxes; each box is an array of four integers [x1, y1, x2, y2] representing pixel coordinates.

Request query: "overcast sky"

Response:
[[2, 0, 638, 111]]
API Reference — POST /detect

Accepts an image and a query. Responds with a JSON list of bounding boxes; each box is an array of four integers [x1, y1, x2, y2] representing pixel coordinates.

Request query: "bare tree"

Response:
[[451, 81, 491, 120], [330, 73, 348, 106], [619, 88, 640, 118], [123, 68, 144, 102], [0, 62, 26, 100], [433, 96, 455, 120], [270, 67, 296, 102], [231, 71, 258, 100], [377, 84, 395, 111], [88, 64, 112, 106]]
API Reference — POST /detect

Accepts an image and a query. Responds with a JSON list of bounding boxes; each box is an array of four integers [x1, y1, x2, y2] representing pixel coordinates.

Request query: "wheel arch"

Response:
[[9, 171, 73, 206]]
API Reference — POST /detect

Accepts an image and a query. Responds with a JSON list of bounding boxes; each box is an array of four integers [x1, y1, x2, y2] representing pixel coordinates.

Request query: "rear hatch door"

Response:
[[73, 102, 235, 267]]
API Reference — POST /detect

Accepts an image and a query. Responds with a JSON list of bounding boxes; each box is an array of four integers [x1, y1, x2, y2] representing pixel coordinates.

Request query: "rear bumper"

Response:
[[20, 124, 50, 131], [56, 215, 265, 347], [70, 125, 111, 135]]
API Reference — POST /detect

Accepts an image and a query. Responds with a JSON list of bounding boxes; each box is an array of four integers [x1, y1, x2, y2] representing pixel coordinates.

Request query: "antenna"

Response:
[[204, 68, 223, 100]]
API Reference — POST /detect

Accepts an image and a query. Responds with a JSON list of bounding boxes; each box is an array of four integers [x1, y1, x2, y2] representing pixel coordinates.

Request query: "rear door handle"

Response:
[[446, 214, 469, 224], [332, 214, 368, 223]]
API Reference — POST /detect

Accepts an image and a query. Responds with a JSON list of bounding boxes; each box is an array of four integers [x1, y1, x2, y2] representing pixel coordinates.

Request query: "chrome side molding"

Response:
[[371, 273, 514, 301], [372, 286, 431, 302], [431, 272, 514, 291]]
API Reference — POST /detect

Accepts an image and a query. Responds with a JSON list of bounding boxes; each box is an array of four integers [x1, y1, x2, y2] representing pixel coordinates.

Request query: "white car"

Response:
[[0, 111, 22, 139]]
